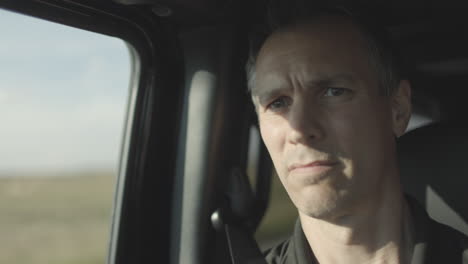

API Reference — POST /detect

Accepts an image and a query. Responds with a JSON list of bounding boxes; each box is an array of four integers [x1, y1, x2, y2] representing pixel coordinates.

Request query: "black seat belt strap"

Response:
[[211, 168, 268, 264]]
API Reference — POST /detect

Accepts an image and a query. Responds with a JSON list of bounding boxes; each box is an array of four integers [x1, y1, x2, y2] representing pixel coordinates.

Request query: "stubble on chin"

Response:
[[294, 187, 350, 220]]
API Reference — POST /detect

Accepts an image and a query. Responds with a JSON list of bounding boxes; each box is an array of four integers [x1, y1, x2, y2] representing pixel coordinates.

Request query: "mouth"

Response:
[[288, 160, 338, 174]]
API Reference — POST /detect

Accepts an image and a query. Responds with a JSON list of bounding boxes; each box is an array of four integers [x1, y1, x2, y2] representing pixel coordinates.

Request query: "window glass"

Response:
[[255, 173, 297, 250], [0, 9, 130, 264], [247, 126, 296, 250]]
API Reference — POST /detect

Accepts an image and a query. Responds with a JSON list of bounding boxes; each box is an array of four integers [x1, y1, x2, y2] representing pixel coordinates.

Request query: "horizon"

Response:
[[0, 9, 130, 176]]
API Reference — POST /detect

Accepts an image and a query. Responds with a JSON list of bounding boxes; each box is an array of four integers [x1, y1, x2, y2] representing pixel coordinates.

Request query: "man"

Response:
[[247, 5, 468, 264]]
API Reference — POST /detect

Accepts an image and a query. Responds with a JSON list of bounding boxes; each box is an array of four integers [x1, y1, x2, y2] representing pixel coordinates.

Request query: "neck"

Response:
[[299, 176, 413, 264]]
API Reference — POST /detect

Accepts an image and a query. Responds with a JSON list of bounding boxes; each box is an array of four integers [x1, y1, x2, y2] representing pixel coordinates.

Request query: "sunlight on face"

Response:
[[254, 19, 400, 220]]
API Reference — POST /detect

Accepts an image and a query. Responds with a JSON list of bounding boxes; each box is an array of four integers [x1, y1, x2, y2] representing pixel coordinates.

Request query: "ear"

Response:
[[391, 80, 412, 137]]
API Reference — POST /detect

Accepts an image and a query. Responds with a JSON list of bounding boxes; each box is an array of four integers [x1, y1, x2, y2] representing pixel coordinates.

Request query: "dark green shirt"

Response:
[[264, 198, 468, 264]]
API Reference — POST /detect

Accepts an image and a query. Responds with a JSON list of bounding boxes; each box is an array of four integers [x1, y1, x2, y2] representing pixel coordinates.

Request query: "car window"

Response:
[[0, 9, 130, 264]]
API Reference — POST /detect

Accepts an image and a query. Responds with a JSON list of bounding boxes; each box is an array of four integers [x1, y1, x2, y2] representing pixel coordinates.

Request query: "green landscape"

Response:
[[0, 171, 295, 263], [255, 175, 297, 249], [0, 171, 115, 264]]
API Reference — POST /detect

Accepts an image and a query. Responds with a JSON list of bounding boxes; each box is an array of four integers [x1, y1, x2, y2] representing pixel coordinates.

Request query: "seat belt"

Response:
[[211, 168, 268, 264]]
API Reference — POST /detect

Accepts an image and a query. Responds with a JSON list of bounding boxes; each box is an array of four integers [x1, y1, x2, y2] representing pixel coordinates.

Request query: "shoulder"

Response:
[[263, 238, 293, 264], [405, 195, 468, 263], [425, 218, 468, 263], [263, 219, 318, 264]]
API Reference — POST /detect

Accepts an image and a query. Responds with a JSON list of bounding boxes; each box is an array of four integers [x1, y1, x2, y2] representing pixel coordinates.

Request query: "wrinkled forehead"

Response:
[[258, 15, 369, 57], [252, 18, 373, 97]]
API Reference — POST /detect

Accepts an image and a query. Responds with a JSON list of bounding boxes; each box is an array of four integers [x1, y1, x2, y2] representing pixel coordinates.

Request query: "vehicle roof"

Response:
[[107, 0, 468, 119]]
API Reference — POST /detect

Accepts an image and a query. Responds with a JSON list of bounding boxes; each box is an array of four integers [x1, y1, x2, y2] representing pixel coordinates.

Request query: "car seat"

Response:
[[398, 122, 468, 236]]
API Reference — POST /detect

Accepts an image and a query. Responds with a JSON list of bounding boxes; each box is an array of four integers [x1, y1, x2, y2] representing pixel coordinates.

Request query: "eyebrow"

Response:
[[311, 73, 356, 87], [254, 86, 286, 106], [252, 73, 357, 105]]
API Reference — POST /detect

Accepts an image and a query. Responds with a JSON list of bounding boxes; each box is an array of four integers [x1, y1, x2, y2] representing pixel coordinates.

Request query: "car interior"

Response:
[[1, 0, 467, 263]]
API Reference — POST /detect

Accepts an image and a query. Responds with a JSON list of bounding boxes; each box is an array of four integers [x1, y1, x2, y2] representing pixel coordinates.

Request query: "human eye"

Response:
[[323, 87, 349, 97], [266, 96, 291, 112]]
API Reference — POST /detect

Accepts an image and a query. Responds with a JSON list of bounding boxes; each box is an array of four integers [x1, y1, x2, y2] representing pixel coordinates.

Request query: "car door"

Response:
[[0, 0, 266, 263], [0, 1, 186, 263]]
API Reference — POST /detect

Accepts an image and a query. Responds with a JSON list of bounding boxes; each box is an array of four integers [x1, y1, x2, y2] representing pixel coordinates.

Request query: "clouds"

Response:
[[0, 9, 131, 174]]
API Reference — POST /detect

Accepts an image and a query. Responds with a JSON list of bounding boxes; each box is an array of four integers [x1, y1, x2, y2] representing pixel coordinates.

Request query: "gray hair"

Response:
[[246, 4, 403, 97]]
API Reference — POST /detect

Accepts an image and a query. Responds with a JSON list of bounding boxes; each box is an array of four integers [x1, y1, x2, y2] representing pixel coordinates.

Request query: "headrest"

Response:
[[398, 122, 468, 235]]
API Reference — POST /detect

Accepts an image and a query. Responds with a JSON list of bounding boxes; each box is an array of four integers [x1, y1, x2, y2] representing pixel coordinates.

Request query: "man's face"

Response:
[[253, 19, 409, 219]]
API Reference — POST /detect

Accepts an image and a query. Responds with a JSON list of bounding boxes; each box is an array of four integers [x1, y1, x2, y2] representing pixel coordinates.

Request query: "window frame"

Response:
[[0, 1, 185, 263]]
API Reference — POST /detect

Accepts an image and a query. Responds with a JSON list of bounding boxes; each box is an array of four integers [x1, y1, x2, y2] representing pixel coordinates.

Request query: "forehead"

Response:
[[253, 18, 376, 96]]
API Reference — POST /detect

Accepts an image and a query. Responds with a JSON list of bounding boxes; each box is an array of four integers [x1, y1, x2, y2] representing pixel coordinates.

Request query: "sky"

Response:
[[0, 9, 131, 175], [0, 8, 435, 176]]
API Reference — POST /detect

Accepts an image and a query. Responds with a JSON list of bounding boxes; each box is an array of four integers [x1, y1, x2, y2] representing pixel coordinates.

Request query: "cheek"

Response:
[[327, 102, 394, 174], [329, 99, 392, 144], [259, 118, 284, 153], [259, 117, 288, 171]]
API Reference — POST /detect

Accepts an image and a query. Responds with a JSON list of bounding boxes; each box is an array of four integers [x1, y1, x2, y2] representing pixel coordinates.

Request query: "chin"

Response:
[[295, 188, 348, 220]]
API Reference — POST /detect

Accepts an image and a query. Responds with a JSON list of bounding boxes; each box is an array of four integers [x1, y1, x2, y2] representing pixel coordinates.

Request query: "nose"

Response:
[[286, 100, 325, 145]]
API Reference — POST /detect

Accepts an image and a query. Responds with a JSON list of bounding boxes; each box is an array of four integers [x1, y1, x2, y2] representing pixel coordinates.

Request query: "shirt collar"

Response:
[[287, 196, 434, 264]]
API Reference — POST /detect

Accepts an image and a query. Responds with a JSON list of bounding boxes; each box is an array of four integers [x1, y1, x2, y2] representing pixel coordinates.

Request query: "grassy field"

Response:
[[0, 170, 295, 263], [0, 172, 115, 264], [254, 175, 297, 249]]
